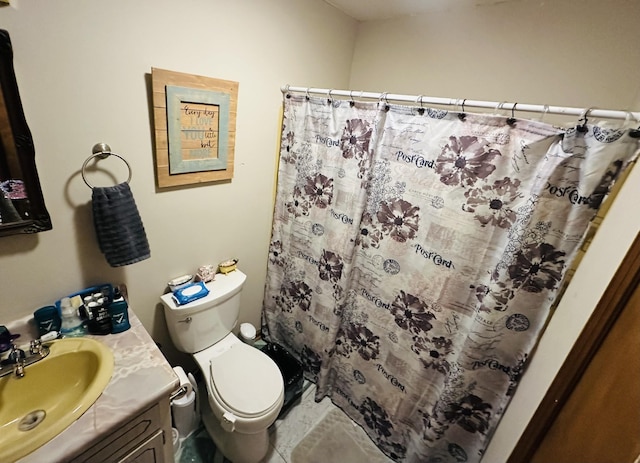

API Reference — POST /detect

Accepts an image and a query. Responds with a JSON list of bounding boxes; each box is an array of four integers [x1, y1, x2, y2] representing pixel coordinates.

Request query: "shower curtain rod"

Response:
[[282, 85, 640, 122]]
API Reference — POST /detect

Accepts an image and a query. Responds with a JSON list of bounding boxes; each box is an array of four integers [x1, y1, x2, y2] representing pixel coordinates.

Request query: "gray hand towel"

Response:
[[92, 182, 150, 267]]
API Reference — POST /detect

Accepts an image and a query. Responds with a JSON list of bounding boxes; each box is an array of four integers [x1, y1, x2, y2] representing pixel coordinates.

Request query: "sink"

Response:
[[0, 337, 114, 462]]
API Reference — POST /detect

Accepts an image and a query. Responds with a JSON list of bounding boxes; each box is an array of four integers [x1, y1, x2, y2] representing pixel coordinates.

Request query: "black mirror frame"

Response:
[[0, 29, 52, 236]]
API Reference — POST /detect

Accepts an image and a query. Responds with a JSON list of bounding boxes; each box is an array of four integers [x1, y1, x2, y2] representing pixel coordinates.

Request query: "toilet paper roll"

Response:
[[172, 366, 193, 397], [172, 389, 198, 438]]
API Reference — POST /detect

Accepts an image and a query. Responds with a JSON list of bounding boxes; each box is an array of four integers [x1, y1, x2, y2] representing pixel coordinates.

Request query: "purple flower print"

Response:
[[412, 335, 454, 374], [285, 280, 313, 311], [472, 280, 514, 312], [286, 186, 310, 217], [355, 211, 383, 249], [269, 240, 284, 266], [443, 394, 492, 434], [508, 242, 566, 293], [436, 136, 500, 187], [376, 199, 420, 242], [390, 291, 435, 335], [340, 119, 372, 161], [280, 131, 297, 164], [303, 173, 334, 209], [360, 397, 393, 438], [336, 323, 380, 361], [463, 177, 523, 228], [318, 250, 344, 283]]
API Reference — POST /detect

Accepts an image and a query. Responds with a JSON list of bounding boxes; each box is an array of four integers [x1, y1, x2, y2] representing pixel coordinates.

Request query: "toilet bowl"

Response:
[[160, 270, 285, 463], [194, 333, 284, 462]]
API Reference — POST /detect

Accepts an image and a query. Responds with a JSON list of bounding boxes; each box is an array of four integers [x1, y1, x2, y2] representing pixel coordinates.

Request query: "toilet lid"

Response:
[[209, 343, 284, 418]]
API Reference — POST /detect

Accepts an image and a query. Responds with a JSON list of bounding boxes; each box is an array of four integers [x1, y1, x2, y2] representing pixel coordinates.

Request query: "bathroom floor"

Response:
[[175, 381, 395, 463]]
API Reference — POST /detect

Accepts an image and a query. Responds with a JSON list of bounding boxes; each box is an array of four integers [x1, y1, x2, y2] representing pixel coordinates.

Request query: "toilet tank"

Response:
[[160, 270, 247, 353]]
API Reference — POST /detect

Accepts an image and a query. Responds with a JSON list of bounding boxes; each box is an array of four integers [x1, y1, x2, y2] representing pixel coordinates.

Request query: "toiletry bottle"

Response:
[[59, 297, 86, 337], [87, 295, 111, 335], [108, 288, 131, 333]]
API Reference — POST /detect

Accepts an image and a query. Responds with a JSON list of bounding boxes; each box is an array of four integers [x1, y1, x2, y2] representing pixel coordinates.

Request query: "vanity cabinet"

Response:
[[70, 397, 173, 463], [13, 308, 179, 463]]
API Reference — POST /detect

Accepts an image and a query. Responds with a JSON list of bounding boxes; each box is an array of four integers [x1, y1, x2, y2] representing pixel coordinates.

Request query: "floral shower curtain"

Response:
[[261, 94, 638, 463]]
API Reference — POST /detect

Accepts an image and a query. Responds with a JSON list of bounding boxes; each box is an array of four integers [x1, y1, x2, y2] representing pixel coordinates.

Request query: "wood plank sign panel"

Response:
[[151, 68, 238, 188]]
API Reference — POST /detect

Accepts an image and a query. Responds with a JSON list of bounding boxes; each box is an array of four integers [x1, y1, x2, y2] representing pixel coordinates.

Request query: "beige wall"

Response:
[[350, 0, 640, 111], [0, 0, 357, 367], [348, 0, 640, 461]]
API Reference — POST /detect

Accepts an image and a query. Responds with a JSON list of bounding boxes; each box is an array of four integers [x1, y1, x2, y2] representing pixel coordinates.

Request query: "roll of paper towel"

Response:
[[172, 366, 199, 438]]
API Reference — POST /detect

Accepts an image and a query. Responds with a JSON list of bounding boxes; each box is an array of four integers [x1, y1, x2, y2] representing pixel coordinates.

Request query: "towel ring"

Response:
[[81, 143, 132, 189]]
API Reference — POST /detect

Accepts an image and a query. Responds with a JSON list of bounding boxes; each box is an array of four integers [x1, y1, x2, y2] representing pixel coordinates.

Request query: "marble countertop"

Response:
[[6, 308, 179, 463]]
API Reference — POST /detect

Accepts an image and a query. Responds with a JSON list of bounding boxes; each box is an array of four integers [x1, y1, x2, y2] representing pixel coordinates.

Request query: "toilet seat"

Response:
[[208, 342, 284, 418]]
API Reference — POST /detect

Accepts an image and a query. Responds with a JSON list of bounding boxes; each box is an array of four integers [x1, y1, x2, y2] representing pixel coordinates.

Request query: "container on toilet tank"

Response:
[[163, 270, 246, 353]]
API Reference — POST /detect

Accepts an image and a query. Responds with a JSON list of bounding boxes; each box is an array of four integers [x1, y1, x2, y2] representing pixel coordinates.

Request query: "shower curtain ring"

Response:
[[379, 92, 390, 111], [458, 98, 467, 121], [305, 88, 310, 100], [507, 102, 518, 126], [540, 104, 550, 122], [578, 107, 595, 132], [327, 89, 333, 104], [416, 95, 425, 115]]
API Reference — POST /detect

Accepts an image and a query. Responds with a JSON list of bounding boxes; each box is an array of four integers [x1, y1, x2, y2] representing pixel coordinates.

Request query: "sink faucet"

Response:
[[0, 341, 50, 379], [7, 344, 26, 378]]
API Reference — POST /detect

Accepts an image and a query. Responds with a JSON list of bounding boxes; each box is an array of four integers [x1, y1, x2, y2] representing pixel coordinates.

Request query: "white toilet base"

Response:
[[201, 393, 270, 463]]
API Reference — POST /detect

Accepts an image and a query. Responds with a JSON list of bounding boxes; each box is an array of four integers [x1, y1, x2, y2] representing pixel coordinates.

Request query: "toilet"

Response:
[[161, 270, 284, 463]]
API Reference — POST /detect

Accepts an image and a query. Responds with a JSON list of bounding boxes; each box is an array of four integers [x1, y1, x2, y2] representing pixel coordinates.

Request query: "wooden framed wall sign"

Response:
[[152, 68, 238, 188]]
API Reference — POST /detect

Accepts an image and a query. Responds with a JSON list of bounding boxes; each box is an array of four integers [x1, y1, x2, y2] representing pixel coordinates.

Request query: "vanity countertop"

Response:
[[8, 309, 179, 463]]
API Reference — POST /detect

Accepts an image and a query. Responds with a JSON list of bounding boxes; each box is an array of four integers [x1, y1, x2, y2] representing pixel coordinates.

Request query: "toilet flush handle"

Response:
[[178, 317, 192, 324], [221, 412, 236, 432]]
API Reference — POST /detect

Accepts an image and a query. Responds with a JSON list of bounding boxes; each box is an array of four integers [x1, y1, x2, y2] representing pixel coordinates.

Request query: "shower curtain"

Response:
[[261, 94, 638, 463]]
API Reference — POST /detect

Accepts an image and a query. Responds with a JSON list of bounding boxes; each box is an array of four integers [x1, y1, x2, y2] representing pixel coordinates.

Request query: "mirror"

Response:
[[0, 29, 51, 236]]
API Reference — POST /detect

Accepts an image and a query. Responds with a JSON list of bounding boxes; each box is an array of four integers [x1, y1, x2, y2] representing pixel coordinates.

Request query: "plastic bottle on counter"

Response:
[[108, 288, 131, 334], [59, 297, 86, 337], [87, 296, 112, 335]]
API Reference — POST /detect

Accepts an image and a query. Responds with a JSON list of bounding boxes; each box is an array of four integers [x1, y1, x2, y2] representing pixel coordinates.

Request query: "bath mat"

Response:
[[291, 408, 392, 463]]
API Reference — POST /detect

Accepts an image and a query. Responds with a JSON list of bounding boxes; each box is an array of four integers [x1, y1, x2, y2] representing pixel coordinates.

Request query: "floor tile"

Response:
[[178, 381, 393, 463], [268, 386, 334, 461], [261, 443, 287, 463]]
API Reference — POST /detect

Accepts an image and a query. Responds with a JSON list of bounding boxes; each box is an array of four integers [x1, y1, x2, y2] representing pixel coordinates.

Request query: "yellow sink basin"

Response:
[[0, 337, 114, 462]]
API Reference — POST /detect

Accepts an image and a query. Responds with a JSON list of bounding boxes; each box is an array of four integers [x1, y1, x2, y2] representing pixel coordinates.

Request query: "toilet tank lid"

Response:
[[160, 269, 247, 312]]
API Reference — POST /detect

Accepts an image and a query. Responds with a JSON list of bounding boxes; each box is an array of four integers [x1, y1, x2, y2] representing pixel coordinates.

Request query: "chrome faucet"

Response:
[[0, 341, 50, 379], [5, 344, 26, 378]]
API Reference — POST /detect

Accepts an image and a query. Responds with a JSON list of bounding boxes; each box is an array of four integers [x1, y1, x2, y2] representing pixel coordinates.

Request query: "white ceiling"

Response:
[[324, 0, 510, 21]]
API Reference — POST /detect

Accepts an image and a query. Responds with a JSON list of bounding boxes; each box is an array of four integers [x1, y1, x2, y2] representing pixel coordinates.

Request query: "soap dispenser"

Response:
[[59, 297, 86, 337]]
